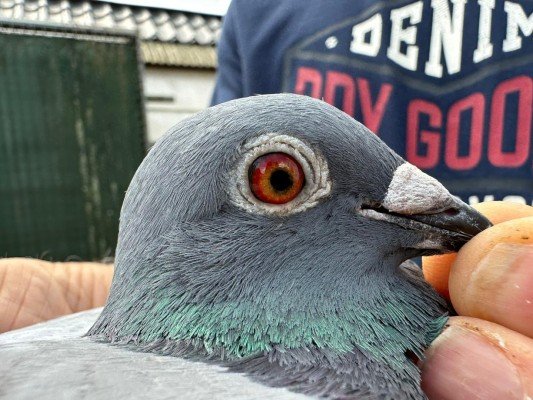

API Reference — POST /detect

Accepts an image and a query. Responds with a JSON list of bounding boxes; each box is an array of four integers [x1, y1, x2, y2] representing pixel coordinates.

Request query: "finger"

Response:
[[51, 261, 114, 313], [422, 253, 456, 301], [472, 201, 533, 224], [422, 201, 533, 301], [421, 316, 533, 400], [0, 258, 58, 332], [0, 258, 113, 333], [449, 217, 533, 337]]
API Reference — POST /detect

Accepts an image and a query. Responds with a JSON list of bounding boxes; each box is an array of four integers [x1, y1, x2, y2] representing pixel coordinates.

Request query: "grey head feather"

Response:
[[83, 93, 479, 399]]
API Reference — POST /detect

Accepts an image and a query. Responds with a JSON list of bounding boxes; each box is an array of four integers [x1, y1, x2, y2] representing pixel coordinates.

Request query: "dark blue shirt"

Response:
[[212, 0, 533, 205]]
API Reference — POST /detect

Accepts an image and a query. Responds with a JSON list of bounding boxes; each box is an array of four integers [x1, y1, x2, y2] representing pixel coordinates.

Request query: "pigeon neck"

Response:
[[89, 261, 446, 362]]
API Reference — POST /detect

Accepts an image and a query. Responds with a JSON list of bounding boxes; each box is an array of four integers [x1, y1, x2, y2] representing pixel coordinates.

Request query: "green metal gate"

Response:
[[0, 21, 146, 261]]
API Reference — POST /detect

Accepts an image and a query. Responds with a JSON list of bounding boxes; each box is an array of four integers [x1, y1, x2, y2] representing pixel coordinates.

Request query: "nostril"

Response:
[[443, 207, 460, 216]]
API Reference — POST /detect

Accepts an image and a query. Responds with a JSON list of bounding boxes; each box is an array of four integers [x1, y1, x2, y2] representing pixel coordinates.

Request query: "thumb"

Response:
[[421, 316, 533, 400]]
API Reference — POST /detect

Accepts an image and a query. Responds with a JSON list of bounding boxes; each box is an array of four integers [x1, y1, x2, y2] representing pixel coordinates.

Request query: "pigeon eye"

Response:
[[231, 133, 331, 215], [249, 153, 305, 204]]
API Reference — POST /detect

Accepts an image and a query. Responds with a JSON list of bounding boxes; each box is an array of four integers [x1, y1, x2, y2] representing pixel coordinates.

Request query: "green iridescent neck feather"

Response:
[[90, 258, 446, 366]]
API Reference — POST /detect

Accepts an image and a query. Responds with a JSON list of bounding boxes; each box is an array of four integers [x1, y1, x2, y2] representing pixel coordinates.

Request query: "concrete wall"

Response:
[[143, 67, 216, 145]]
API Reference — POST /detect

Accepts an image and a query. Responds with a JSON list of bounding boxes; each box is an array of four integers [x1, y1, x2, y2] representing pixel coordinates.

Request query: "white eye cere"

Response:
[[230, 133, 332, 215]]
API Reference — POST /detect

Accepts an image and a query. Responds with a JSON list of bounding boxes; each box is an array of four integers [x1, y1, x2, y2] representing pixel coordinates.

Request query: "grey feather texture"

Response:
[[0, 310, 306, 400], [0, 94, 490, 399]]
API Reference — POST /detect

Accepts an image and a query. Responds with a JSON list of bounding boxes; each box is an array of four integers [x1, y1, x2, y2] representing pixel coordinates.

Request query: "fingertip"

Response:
[[449, 218, 533, 336], [472, 201, 533, 225], [422, 253, 455, 301], [422, 202, 533, 301], [422, 317, 533, 400]]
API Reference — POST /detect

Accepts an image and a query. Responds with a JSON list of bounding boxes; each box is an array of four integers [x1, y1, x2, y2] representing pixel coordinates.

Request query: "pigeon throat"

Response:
[[89, 263, 446, 366]]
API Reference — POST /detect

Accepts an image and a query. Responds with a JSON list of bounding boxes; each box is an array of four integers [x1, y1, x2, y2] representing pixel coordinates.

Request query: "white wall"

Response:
[[143, 67, 216, 145]]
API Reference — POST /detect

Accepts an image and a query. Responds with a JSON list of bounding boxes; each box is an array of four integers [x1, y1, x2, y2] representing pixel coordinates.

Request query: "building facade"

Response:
[[0, 0, 222, 144]]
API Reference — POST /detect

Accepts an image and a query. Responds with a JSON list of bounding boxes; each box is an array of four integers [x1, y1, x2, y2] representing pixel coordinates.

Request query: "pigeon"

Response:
[[0, 94, 491, 400]]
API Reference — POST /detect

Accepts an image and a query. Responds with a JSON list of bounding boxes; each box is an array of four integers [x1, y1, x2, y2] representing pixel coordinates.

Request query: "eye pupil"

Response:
[[270, 169, 293, 192]]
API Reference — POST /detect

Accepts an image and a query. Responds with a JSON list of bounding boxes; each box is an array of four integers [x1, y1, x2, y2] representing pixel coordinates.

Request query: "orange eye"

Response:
[[249, 153, 305, 204]]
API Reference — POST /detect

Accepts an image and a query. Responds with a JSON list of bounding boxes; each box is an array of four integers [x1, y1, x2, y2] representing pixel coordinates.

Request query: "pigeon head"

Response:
[[89, 94, 490, 398]]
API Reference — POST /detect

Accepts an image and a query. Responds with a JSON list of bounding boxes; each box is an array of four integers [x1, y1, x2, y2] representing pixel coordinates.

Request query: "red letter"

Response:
[[488, 76, 532, 167], [294, 67, 322, 99], [324, 71, 355, 116], [445, 93, 485, 170], [357, 78, 393, 134], [406, 99, 442, 169]]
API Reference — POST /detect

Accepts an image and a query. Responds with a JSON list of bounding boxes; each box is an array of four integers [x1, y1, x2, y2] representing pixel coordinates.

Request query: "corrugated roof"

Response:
[[95, 0, 230, 17], [0, 0, 221, 67]]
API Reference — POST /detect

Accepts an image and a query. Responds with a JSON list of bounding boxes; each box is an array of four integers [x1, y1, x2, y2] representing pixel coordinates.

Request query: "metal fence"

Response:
[[0, 20, 146, 260]]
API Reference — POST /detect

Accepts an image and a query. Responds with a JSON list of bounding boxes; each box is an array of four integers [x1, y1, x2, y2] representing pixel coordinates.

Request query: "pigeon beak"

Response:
[[360, 163, 491, 252]]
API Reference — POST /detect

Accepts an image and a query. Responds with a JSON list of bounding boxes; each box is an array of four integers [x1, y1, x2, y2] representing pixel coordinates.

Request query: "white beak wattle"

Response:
[[382, 163, 455, 215]]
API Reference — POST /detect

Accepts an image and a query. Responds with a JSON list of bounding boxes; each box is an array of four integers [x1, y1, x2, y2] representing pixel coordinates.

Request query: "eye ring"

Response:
[[230, 133, 331, 215], [249, 152, 305, 204]]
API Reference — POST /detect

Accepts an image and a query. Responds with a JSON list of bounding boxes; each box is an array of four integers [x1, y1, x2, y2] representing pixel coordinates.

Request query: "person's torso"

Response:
[[234, 0, 533, 205]]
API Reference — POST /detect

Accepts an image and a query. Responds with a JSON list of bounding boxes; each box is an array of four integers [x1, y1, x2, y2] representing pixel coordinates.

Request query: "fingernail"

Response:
[[421, 325, 523, 400], [468, 243, 533, 337]]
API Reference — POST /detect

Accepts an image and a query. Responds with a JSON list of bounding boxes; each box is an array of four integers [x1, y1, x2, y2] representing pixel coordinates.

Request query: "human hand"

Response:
[[421, 201, 533, 400], [0, 258, 113, 333]]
